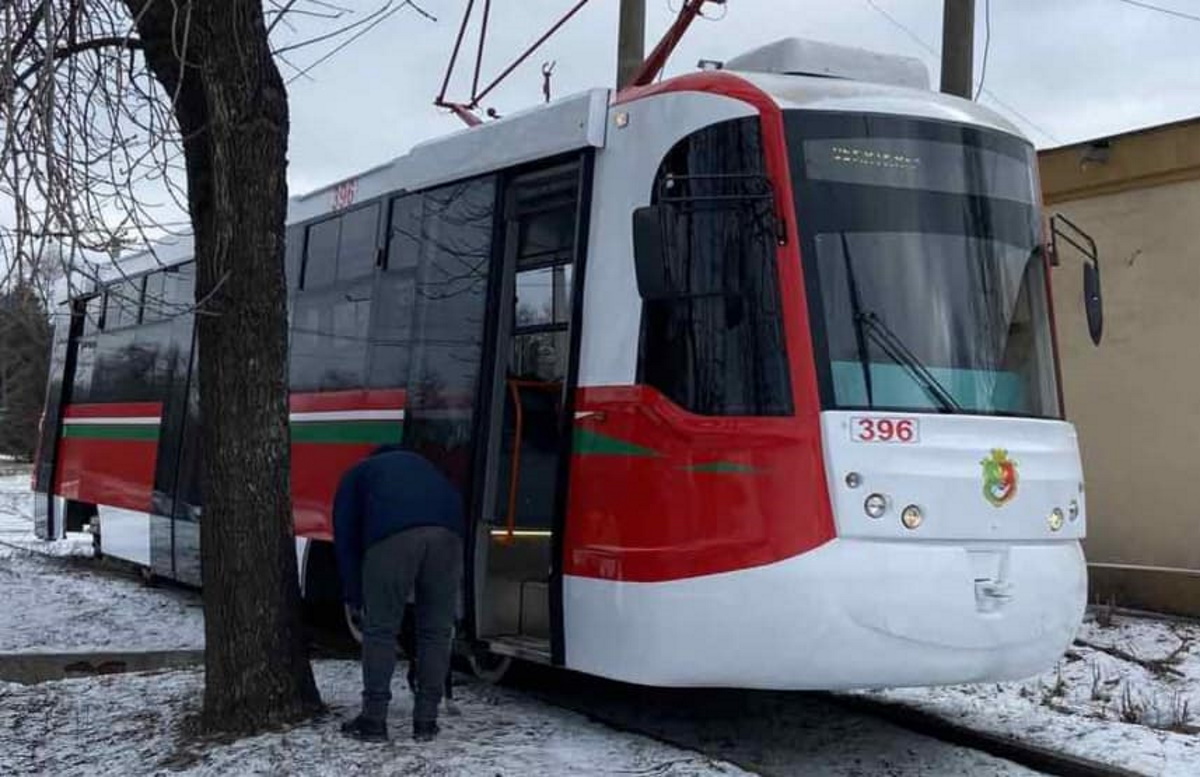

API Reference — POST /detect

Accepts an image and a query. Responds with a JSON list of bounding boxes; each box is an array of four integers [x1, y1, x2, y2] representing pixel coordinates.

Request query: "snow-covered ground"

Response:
[[861, 611, 1200, 776], [0, 471, 204, 653], [0, 662, 749, 777], [0, 548, 205, 653], [0, 471, 93, 557]]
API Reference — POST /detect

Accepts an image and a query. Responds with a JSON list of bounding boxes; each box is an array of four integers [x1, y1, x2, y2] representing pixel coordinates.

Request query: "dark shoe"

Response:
[[341, 715, 388, 742], [413, 720, 440, 742]]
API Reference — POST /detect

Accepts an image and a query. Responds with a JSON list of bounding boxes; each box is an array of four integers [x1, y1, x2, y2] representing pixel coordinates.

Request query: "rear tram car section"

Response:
[[33, 39, 1090, 690]]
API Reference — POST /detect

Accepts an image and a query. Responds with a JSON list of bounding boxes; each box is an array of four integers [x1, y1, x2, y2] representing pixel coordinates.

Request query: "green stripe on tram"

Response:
[[62, 423, 160, 441], [573, 427, 659, 457], [684, 461, 759, 474], [61, 416, 748, 468], [62, 419, 404, 446]]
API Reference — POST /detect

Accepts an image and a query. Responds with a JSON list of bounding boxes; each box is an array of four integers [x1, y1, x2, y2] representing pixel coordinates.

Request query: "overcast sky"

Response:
[[279, 0, 1200, 196]]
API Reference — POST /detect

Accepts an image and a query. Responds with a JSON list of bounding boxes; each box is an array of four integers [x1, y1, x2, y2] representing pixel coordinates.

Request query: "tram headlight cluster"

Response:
[[1048, 508, 1065, 532]]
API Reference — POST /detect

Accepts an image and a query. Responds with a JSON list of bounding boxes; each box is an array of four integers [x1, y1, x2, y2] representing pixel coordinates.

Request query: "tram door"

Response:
[[474, 160, 586, 656]]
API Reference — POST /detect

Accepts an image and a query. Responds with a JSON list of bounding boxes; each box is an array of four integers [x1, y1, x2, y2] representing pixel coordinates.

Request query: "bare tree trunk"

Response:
[[125, 0, 320, 733]]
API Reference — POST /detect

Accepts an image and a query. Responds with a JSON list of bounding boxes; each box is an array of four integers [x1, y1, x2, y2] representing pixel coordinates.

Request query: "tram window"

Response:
[[366, 270, 415, 388], [387, 194, 422, 271], [284, 225, 304, 291], [512, 330, 569, 382], [516, 265, 572, 328], [82, 295, 104, 336], [104, 279, 144, 330], [404, 176, 496, 481], [164, 263, 196, 309], [303, 217, 339, 289], [72, 339, 97, 402], [337, 203, 380, 281], [90, 329, 161, 402], [638, 118, 792, 417], [289, 279, 372, 391], [141, 271, 167, 322], [518, 207, 575, 268]]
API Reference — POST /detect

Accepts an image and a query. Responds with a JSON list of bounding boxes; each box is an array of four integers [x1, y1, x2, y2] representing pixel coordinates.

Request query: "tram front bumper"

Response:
[[563, 538, 1087, 690]]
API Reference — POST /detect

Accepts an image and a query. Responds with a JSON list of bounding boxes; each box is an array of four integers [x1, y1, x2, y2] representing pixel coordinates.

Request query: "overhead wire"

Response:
[[860, 0, 1061, 146], [974, 0, 990, 100], [1111, 0, 1200, 23]]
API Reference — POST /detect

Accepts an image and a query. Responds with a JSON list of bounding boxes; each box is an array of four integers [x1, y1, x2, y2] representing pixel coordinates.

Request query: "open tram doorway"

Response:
[[471, 158, 589, 664]]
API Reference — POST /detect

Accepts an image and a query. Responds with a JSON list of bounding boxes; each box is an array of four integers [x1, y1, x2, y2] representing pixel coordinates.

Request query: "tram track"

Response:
[[500, 663, 1143, 777], [304, 637, 1140, 777]]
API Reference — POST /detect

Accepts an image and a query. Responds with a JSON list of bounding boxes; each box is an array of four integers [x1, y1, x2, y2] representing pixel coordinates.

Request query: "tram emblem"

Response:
[[981, 449, 1018, 507]]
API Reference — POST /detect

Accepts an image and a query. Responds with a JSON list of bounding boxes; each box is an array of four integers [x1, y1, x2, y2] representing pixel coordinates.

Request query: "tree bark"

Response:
[[123, 0, 321, 733]]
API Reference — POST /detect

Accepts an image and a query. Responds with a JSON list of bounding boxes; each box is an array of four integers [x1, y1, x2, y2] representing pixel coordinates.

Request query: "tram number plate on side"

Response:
[[850, 417, 919, 444]]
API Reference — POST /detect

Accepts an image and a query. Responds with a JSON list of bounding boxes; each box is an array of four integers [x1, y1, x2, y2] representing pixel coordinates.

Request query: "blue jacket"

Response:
[[332, 447, 464, 607]]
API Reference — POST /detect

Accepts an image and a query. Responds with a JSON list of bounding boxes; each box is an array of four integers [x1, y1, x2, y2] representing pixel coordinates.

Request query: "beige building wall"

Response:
[[1040, 120, 1200, 615]]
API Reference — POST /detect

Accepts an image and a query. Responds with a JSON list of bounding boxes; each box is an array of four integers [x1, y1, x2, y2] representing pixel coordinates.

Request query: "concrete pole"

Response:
[[617, 0, 646, 90], [940, 0, 975, 99]]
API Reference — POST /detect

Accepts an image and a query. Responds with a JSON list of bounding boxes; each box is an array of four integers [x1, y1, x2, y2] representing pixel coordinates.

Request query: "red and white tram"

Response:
[[34, 38, 1096, 689]]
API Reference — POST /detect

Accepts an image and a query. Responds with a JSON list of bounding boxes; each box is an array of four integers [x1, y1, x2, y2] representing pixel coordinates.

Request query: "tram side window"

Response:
[[104, 278, 145, 330], [290, 279, 373, 392], [90, 328, 162, 402], [512, 173, 578, 383], [141, 271, 168, 322], [303, 218, 340, 289], [300, 203, 381, 290], [284, 225, 304, 291], [404, 177, 497, 483], [139, 263, 195, 322], [637, 117, 792, 416], [82, 294, 104, 336], [366, 194, 423, 388], [163, 263, 196, 309]]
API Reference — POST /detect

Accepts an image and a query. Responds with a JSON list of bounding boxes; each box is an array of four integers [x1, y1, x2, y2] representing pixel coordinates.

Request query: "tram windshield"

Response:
[[785, 111, 1060, 419]]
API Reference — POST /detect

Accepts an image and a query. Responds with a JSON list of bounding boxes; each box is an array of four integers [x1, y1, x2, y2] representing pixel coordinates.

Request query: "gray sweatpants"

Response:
[[360, 526, 463, 725]]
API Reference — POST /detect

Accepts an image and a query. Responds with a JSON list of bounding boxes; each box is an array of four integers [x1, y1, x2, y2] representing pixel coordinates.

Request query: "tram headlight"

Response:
[[900, 504, 924, 530], [1068, 500, 1080, 521], [864, 493, 888, 519], [845, 472, 862, 489], [1048, 508, 1065, 532]]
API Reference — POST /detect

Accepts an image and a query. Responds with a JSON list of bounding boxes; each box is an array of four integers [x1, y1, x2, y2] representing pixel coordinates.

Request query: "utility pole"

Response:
[[617, 0, 646, 90], [940, 0, 975, 99]]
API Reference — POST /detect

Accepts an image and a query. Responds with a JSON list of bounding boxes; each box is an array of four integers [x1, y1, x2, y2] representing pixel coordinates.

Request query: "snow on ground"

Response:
[[0, 470, 204, 653], [861, 610, 1200, 776], [0, 662, 748, 777], [0, 471, 93, 557], [0, 548, 204, 653]]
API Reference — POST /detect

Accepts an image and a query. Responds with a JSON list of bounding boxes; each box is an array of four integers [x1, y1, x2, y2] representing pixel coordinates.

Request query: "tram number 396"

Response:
[[850, 417, 918, 444]]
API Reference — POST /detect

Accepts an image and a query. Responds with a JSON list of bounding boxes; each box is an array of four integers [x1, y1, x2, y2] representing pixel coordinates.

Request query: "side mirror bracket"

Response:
[[1050, 213, 1103, 346]]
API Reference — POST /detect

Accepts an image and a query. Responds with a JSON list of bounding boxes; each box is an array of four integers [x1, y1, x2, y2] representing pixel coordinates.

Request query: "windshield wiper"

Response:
[[840, 233, 875, 407], [857, 311, 962, 414]]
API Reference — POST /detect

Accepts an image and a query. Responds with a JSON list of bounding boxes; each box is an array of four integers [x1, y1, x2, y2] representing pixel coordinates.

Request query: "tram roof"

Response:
[[286, 88, 611, 225], [288, 69, 1026, 226], [89, 62, 1029, 299], [737, 69, 1025, 140]]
